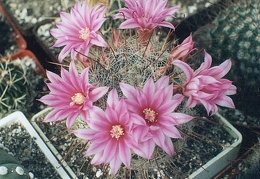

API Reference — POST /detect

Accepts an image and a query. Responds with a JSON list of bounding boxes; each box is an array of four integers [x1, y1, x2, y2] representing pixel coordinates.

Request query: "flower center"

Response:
[[70, 93, 85, 106], [143, 108, 158, 123], [79, 28, 90, 41], [110, 125, 124, 140]]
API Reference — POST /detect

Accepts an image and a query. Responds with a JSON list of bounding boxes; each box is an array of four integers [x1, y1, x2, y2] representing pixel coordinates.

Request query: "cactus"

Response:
[[0, 147, 31, 179], [85, 31, 178, 109], [0, 60, 28, 117], [0, 57, 44, 118], [89, 36, 168, 88], [194, 0, 260, 116]]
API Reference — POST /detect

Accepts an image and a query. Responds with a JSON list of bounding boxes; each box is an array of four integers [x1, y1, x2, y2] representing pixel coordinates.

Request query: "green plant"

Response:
[[88, 34, 172, 95], [0, 147, 30, 179], [0, 57, 45, 118], [194, 0, 260, 116]]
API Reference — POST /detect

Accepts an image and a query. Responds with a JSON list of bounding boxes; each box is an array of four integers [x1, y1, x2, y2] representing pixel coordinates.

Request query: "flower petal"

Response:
[[172, 60, 194, 82], [119, 140, 131, 167], [89, 86, 109, 102], [73, 128, 96, 140], [109, 151, 121, 175]]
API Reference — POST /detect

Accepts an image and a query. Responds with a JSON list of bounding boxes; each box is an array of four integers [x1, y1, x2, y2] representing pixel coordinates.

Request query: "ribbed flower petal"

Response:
[[143, 78, 156, 104], [120, 82, 137, 99], [140, 139, 155, 159], [119, 140, 131, 167], [174, 51, 236, 114], [102, 140, 118, 163], [155, 76, 169, 89], [109, 151, 121, 175], [85, 141, 107, 156], [66, 112, 80, 129], [119, 19, 142, 29], [163, 136, 175, 156], [89, 107, 110, 130], [89, 86, 109, 102], [162, 125, 182, 139], [90, 152, 104, 165], [151, 129, 166, 150], [39, 61, 108, 128], [172, 60, 194, 82], [43, 110, 59, 122], [73, 129, 96, 140], [215, 95, 235, 109], [107, 89, 119, 109], [115, 0, 179, 31], [171, 113, 194, 125], [50, 1, 107, 62]]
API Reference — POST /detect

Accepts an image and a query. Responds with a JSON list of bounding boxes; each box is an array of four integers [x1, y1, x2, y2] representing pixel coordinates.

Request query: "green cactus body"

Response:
[[87, 35, 174, 100], [210, 0, 259, 84], [0, 57, 44, 118], [0, 60, 29, 117], [0, 148, 31, 179], [196, 0, 260, 116]]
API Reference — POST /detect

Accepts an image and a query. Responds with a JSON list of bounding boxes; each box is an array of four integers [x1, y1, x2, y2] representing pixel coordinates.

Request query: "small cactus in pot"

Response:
[[37, 0, 239, 177], [0, 60, 29, 117], [0, 56, 45, 118]]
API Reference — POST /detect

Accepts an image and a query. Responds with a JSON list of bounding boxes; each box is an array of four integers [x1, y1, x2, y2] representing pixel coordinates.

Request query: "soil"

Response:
[[0, 122, 60, 179], [215, 142, 260, 179], [1, 0, 77, 32]]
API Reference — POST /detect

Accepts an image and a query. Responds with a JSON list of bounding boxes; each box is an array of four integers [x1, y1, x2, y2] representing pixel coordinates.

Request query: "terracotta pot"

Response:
[[0, 1, 26, 51], [11, 50, 46, 76], [1, 50, 46, 77]]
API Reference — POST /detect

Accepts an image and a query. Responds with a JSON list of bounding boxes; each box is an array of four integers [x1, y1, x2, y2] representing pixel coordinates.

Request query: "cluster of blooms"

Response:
[[39, 0, 237, 175]]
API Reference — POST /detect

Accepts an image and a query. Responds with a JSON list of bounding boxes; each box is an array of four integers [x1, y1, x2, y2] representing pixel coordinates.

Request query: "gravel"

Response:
[[1, 0, 78, 31], [0, 122, 61, 179]]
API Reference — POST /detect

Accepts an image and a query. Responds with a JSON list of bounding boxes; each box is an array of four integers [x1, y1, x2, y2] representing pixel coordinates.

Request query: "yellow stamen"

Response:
[[143, 108, 158, 123], [79, 28, 91, 41], [110, 125, 124, 140], [70, 93, 85, 106]]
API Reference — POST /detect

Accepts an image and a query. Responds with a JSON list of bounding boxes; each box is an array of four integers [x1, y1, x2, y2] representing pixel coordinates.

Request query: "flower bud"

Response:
[[170, 34, 195, 61]]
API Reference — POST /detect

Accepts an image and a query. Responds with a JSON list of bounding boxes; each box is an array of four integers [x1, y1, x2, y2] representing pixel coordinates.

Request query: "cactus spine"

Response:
[[0, 57, 44, 118]]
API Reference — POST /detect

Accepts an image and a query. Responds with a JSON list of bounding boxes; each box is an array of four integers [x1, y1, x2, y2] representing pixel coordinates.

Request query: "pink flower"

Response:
[[120, 76, 193, 159], [114, 0, 180, 31], [172, 51, 237, 115], [170, 34, 195, 61], [39, 61, 109, 129], [50, 1, 107, 62], [73, 89, 140, 175]]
